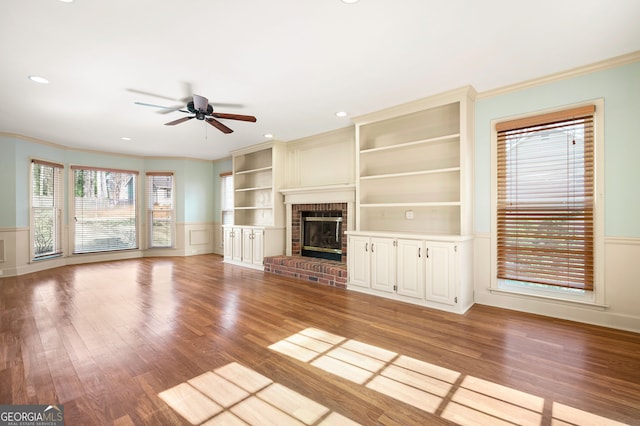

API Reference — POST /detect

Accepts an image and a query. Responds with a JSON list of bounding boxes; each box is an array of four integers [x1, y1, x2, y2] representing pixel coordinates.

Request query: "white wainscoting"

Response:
[[474, 233, 640, 333], [0, 222, 219, 277]]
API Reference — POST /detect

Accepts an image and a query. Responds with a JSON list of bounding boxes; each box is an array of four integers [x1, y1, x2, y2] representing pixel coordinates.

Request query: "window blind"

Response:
[[147, 172, 174, 248], [72, 166, 138, 253], [31, 159, 64, 259], [496, 105, 595, 291]]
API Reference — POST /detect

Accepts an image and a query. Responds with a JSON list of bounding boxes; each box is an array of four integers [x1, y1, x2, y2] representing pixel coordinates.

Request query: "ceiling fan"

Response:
[[135, 94, 256, 134]]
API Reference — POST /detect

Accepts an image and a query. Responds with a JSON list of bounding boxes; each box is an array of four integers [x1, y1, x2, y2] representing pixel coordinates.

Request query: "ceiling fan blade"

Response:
[[211, 113, 257, 122], [127, 88, 179, 102], [206, 118, 233, 134], [193, 94, 209, 112], [135, 101, 175, 109], [165, 116, 195, 126]]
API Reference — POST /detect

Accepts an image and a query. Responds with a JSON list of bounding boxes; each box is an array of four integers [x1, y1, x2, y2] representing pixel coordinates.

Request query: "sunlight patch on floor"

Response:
[[269, 327, 631, 426], [158, 361, 360, 425], [552, 402, 629, 426]]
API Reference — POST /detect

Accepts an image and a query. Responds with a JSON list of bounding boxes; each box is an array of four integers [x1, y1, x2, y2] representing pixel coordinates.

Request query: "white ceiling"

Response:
[[1, 0, 639, 160]]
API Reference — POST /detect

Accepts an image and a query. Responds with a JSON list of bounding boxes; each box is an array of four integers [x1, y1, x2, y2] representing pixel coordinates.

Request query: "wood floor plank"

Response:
[[0, 254, 638, 425]]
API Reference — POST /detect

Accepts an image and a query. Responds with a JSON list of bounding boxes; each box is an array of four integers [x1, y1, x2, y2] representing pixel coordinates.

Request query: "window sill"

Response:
[[488, 287, 608, 311]]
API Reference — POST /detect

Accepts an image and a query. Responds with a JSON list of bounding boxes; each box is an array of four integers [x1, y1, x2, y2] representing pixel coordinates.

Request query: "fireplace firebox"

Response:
[[301, 211, 343, 261]]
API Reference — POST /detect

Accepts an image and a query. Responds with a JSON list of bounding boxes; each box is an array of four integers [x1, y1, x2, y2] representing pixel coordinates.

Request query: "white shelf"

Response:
[[235, 206, 273, 210], [354, 86, 475, 236], [235, 186, 273, 192], [231, 141, 286, 228], [360, 202, 461, 208], [360, 167, 460, 180], [235, 166, 273, 175], [359, 133, 460, 155]]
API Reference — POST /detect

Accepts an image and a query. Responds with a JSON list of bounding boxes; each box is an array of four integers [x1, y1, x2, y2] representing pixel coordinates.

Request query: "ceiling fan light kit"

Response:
[[137, 94, 256, 134]]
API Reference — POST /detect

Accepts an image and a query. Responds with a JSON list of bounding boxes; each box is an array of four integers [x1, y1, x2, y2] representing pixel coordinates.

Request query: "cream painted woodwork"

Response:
[[223, 225, 285, 270], [353, 86, 475, 236], [347, 87, 475, 314], [232, 141, 286, 228], [228, 141, 286, 270], [396, 238, 425, 299], [370, 237, 396, 293], [425, 242, 456, 305], [347, 235, 369, 288], [347, 231, 473, 314], [223, 226, 243, 262], [242, 228, 264, 267], [283, 127, 355, 189], [347, 235, 395, 292]]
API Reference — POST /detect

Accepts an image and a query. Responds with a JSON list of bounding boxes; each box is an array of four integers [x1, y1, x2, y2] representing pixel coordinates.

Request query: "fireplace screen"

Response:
[[302, 215, 342, 261]]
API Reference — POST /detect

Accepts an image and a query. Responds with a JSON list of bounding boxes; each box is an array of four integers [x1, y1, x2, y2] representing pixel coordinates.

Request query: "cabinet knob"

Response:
[[371, 243, 374, 253], [365, 242, 368, 252]]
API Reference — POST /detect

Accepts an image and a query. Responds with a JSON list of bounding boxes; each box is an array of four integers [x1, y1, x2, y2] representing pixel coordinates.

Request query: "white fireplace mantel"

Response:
[[280, 184, 356, 256]]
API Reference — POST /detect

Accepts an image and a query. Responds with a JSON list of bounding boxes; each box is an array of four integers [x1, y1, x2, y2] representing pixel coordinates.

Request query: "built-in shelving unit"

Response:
[[347, 86, 476, 314], [354, 86, 475, 236], [224, 141, 286, 269], [232, 141, 285, 227]]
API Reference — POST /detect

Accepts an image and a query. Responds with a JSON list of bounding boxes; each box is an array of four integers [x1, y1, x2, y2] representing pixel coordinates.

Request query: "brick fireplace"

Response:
[[292, 202, 348, 263], [263, 185, 355, 288]]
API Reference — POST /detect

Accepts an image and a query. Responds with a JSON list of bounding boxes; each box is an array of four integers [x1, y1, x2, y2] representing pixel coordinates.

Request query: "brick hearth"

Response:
[[263, 255, 347, 288]]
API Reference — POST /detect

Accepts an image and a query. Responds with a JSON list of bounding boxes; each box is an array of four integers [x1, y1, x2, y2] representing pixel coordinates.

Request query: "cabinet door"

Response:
[[250, 229, 264, 266], [232, 228, 243, 262], [242, 229, 254, 264], [223, 227, 234, 259], [396, 239, 425, 299], [425, 242, 456, 305], [370, 237, 395, 293], [348, 236, 370, 288]]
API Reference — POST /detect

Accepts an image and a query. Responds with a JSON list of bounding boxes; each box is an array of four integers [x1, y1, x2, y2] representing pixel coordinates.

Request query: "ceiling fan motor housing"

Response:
[[187, 101, 214, 120]]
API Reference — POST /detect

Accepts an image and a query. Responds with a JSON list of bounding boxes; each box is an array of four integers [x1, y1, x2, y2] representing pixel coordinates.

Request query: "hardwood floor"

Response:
[[1, 254, 639, 425]]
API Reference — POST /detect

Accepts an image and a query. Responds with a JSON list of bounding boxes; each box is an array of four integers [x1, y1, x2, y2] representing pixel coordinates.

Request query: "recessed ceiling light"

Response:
[[335, 111, 348, 118], [121, 137, 132, 141], [341, 0, 359, 4], [264, 133, 274, 139], [28, 75, 49, 84], [59, 0, 74, 3]]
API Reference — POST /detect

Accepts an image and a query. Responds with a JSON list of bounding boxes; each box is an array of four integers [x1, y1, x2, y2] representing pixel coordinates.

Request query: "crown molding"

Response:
[[0, 132, 213, 162], [477, 51, 640, 100]]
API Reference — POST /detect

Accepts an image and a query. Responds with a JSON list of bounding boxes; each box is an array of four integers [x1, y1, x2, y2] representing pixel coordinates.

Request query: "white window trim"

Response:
[[29, 158, 64, 262], [147, 173, 176, 249], [489, 98, 605, 308]]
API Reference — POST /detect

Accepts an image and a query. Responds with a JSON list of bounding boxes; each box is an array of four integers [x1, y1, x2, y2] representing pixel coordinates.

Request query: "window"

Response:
[[31, 159, 64, 260], [493, 103, 601, 299], [72, 166, 138, 253], [220, 172, 233, 246], [147, 172, 174, 248]]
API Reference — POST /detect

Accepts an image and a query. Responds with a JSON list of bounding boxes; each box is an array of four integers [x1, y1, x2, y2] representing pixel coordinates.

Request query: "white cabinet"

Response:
[[227, 141, 286, 270], [223, 225, 284, 271], [396, 238, 425, 299], [425, 242, 456, 305], [370, 237, 395, 293], [348, 235, 370, 288], [223, 226, 242, 262], [242, 228, 264, 267], [347, 231, 472, 314], [347, 236, 395, 292]]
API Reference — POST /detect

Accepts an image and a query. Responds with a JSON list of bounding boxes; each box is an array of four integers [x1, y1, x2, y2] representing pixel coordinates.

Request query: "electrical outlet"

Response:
[[405, 210, 414, 220]]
